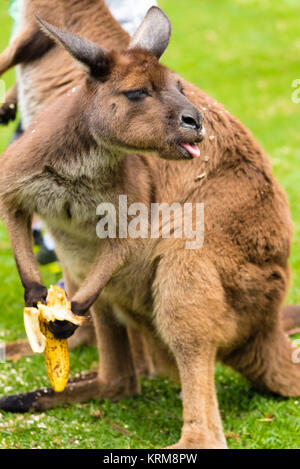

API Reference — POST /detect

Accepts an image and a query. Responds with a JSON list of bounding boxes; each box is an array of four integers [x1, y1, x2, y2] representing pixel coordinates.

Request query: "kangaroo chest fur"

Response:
[[25, 147, 157, 316], [32, 153, 121, 243]]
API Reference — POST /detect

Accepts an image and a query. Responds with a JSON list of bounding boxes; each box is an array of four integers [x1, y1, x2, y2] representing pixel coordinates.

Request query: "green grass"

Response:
[[0, 0, 300, 449]]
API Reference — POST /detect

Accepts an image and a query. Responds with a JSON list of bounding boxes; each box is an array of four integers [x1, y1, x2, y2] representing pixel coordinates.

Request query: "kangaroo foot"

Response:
[[165, 441, 227, 449], [165, 433, 227, 449], [0, 371, 139, 412]]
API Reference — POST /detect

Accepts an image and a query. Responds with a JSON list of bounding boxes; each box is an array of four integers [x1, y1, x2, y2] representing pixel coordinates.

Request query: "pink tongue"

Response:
[[181, 143, 200, 158]]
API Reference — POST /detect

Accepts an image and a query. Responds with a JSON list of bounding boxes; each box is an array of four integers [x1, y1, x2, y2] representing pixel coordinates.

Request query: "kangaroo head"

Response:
[[37, 7, 204, 161]]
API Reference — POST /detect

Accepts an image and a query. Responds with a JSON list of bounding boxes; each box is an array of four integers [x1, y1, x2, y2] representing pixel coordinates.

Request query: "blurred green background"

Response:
[[0, 0, 299, 449]]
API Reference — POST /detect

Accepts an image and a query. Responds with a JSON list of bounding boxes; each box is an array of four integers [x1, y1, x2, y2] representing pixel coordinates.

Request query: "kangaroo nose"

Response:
[[180, 112, 202, 130]]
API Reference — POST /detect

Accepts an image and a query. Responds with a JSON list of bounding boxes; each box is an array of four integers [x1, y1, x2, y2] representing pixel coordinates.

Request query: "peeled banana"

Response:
[[23, 286, 84, 392], [39, 316, 70, 392]]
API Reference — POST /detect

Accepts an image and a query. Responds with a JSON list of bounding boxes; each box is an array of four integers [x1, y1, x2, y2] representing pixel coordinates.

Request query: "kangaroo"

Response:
[[1, 1, 300, 365], [0, 7, 300, 449], [0, 0, 148, 367], [0, 0, 129, 128]]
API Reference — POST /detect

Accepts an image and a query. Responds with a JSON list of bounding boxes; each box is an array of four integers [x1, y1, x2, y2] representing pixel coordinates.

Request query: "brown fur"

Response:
[[0, 0, 129, 126], [281, 304, 300, 333], [0, 4, 299, 450], [0, 0, 146, 367]]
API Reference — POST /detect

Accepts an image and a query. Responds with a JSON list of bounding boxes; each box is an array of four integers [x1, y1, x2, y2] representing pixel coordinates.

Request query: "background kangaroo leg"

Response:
[[127, 327, 154, 378], [127, 324, 179, 379], [0, 27, 53, 77]]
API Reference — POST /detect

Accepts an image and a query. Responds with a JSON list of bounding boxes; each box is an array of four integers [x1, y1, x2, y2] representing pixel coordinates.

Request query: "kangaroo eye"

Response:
[[124, 89, 149, 101]]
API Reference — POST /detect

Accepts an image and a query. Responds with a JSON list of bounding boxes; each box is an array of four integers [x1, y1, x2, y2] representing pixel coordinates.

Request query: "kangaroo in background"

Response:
[[0, 5, 300, 449], [0, 0, 129, 128]]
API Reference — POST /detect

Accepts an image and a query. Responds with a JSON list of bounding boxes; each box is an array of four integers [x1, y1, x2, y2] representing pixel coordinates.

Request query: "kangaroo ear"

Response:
[[36, 16, 112, 81], [129, 7, 172, 60]]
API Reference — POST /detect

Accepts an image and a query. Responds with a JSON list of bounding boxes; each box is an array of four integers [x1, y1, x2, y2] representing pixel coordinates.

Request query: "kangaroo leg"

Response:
[[3, 209, 55, 361], [140, 329, 179, 380], [92, 299, 140, 400], [157, 318, 226, 449], [65, 302, 300, 367], [223, 323, 300, 397], [154, 253, 228, 449], [127, 327, 154, 378], [127, 324, 178, 379], [0, 83, 18, 125], [281, 304, 300, 335], [63, 267, 97, 349], [0, 27, 53, 77]]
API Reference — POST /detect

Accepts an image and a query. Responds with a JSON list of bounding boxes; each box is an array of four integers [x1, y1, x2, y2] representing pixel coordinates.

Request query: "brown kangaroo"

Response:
[[0, 0, 132, 128], [0, 0, 147, 367], [1, 0, 299, 364], [0, 6, 299, 449]]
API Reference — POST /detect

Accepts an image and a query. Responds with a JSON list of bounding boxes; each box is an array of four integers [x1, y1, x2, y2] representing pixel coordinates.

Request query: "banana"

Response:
[[23, 286, 85, 392], [39, 317, 70, 392], [24, 307, 46, 353], [38, 286, 84, 325]]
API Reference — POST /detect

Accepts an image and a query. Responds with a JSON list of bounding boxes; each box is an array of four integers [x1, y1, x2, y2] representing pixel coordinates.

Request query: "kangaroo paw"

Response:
[[0, 102, 17, 125]]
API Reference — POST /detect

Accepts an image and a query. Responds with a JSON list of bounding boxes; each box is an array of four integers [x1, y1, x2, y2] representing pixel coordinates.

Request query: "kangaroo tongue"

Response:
[[181, 143, 200, 158]]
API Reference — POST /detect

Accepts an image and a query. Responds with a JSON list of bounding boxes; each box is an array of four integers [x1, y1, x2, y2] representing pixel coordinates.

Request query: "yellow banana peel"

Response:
[[23, 286, 85, 392], [39, 317, 70, 392]]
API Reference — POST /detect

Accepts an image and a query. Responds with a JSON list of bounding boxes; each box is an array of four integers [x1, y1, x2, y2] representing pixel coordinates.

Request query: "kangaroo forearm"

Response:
[[4, 210, 46, 305], [71, 241, 129, 314], [5, 83, 18, 106], [0, 26, 54, 76]]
